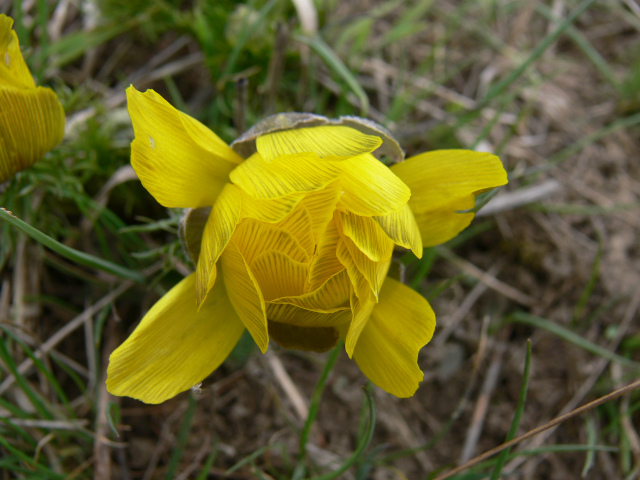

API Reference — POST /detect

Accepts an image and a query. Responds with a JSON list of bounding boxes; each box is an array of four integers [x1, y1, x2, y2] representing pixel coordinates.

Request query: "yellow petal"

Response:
[[275, 203, 315, 257], [352, 277, 436, 397], [131, 134, 227, 208], [229, 151, 342, 199], [266, 302, 351, 327], [195, 184, 242, 306], [273, 269, 350, 310], [336, 221, 392, 301], [374, 203, 423, 258], [231, 112, 329, 158], [240, 189, 304, 223], [268, 322, 340, 352], [127, 86, 242, 208], [256, 125, 382, 162], [0, 86, 65, 182], [338, 210, 395, 262], [392, 150, 507, 209], [339, 153, 411, 216], [344, 291, 376, 357], [220, 240, 269, 353], [232, 218, 309, 265], [0, 16, 35, 88], [411, 196, 476, 247], [336, 236, 372, 302], [331, 116, 405, 162], [180, 104, 243, 164], [106, 273, 245, 404], [250, 250, 309, 301], [391, 150, 507, 245], [307, 218, 344, 292], [301, 181, 341, 243]]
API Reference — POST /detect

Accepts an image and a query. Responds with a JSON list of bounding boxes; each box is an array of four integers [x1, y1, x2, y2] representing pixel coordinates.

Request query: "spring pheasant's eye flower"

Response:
[[0, 15, 65, 183], [106, 86, 508, 404]]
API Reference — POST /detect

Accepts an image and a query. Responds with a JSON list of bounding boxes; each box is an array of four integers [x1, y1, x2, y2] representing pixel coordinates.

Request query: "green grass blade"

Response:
[[0, 417, 38, 447], [0, 337, 52, 420], [442, 221, 496, 248], [0, 326, 71, 412], [119, 217, 179, 234], [217, 0, 279, 88], [0, 435, 64, 478], [164, 395, 197, 480], [0, 208, 145, 283], [573, 238, 603, 323], [482, 0, 597, 105], [195, 444, 218, 480], [225, 444, 275, 475], [71, 192, 148, 253], [464, 444, 618, 474], [249, 461, 271, 480], [12, 0, 27, 47], [296, 35, 370, 117], [47, 19, 140, 68], [530, 112, 640, 173], [34, 0, 48, 83], [0, 396, 32, 418], [490, 340, 532, 479], [425, 273, 466, 301], [356, 444, 389, 480], [517, 444, 617, 456], [309, 386, 376, 480], [581, 416, 597, 476], [49, 352, 87, 401], [535, 4, 620, 92], [377, 0, 434, 47], [509, 312, 640, 370], [106, 401, 121, 438], [294, 341, 343, 480], [470, 91, 519, 150], [408, 248, 437, 290]]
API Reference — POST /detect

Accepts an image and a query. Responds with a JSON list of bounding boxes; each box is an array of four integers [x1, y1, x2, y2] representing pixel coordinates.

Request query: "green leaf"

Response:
[[0, 208, 145, 283]]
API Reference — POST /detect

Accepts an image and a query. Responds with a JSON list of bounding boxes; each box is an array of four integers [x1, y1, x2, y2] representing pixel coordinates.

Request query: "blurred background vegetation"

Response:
[[1, 0, 640, 478]]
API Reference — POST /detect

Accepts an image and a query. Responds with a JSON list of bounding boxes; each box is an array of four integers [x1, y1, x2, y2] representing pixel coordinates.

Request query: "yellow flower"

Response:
[[0, 15, 65, 183], [106, 86, 508, 404]]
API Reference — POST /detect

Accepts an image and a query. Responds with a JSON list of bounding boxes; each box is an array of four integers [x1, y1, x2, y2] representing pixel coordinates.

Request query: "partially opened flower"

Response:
[[0, 15, 65, 183], [106, 86, 507, 404]]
